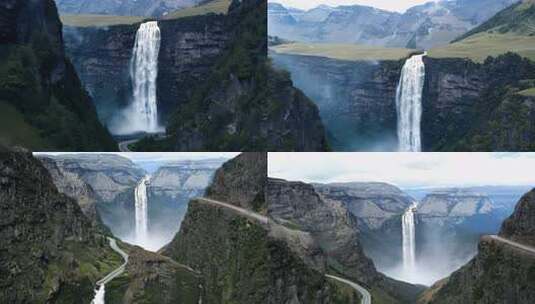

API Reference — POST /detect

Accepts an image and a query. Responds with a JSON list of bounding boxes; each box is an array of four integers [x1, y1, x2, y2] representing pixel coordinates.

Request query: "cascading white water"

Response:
[[91, 284, 105, 304], [402, 202, 417, 271], [396, 53, 426, 152], [129, 21, 161, 133], [135, 175, 151, 244]]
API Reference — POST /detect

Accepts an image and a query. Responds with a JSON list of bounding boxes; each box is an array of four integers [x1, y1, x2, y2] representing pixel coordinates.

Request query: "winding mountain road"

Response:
[[326, 274, 372, 304], [196, 197, 371, 304], [196, 197, 269, 225], [485, 235, 535, 257], [118, 139, 137, 152], [96, 237, 129, 285]]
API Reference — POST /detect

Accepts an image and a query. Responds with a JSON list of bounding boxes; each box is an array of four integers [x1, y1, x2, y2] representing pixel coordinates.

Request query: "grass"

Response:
[[270, 42, 418, 61], [60, 14, 145, 27], [518, 87, 535, 96], [164, 0, 231, 19], [428, 32, 535, 63], [0, 101, 49, 149]]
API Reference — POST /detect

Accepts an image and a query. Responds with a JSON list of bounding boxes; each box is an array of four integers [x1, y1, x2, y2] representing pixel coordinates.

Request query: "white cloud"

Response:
[[269, 0, 434, 13], [268, 153, 535, 188]]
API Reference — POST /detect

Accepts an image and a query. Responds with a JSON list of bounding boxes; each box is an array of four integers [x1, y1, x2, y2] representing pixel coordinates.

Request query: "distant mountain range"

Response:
[[268, 0, 519, 49], [55, 0, 203, 17]]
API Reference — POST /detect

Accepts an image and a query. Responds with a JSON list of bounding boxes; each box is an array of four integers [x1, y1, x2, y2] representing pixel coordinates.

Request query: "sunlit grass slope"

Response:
[[429, 0, 535, 62], [428, 33, 535, 62], [60, 14, 145, 27], [164, 0, 231, 19], [271, 42, 417, 61]]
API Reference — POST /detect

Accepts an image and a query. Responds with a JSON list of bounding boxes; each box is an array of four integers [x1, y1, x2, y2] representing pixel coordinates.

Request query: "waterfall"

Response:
[[91, 285, 105, 304], [129, 21, 161, 133], [135, 175, 151, 244], [402, 203, 417, 270], [396, 53, 426, 152]]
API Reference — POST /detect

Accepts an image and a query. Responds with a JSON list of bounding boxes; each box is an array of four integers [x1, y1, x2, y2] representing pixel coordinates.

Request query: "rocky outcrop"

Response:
[[36, 154, 145, 239], [205, 152, 267, 213], [271, 53, 403, 151], [312, 182, 414, 270], [0, 148, 122, 302], [418, 190, 496, 223], [161, 153, 357, 303], [0, 0, 116, 151], [314, 182, 414, 230], [423, 189, 535, 303], [39, 156, 100, 226], [162, 198, 358, 304], [149, 159, 222, 200], [162, 0, 329, 151], [106, 245, 203, 304], [500, 189, 535, 246], [422, 54, 535, 151], [268, 179, 379, 284], [267, 178, 425, 303], [37, 154, 144, 202]]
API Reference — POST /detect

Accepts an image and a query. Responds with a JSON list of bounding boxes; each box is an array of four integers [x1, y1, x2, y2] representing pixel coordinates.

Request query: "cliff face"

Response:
[[500, 189, 535, 246], [422, 54, 535, 151], [37, 154, 145, 239], [268, 179, 379, 284], [271, 53, 403, 151], [424, 189, 535, 304], [0, 149, 122, 303], [163, 199, 357, 304], [63, 14, 229, 127], [418, 190, 496, 222], [312, 182, 414, 270], [162, 153, 357, 303], [163, 0, 329, 151], [0, 0, 116, 151], [205, 152, 267, 213], [267, 178, 424, 303], [146, 159, 222, 244], [39, 156, 101, 227]]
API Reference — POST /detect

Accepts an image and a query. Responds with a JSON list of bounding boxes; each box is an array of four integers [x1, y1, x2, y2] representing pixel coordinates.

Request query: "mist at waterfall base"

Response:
[[119, 174, 179, 252], [110, 21, 164, 136], [382, 223, 478, 286]]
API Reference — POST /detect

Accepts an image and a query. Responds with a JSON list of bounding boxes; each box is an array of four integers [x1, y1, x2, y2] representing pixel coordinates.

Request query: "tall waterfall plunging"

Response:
[[91, 285, 105, 304], [402, 203, 417, 271], [396, 53, 426, 152], [129, 21, 161, 133], [135, 175, 151, 244]]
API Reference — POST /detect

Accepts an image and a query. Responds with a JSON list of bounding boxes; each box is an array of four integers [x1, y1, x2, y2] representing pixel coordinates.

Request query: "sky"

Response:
[[268, 0, 435, 12], [34, 152, 240, 163], [268, 153, 535, 189]]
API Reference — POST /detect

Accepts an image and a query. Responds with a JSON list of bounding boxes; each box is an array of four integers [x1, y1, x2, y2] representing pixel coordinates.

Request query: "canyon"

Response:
[[37, 153, 225, 251], [271, 51, 535, 151]]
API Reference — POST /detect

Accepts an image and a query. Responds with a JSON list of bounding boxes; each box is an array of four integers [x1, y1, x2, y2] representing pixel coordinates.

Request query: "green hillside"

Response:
[[60, 14, 145, 27], [429, 0, 535, 62], [164, 0, 231, 19], [271, 42, 418, 61]]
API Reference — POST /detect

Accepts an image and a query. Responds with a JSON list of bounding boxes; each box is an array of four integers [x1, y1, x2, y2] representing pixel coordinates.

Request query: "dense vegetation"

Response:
[[432, 53, 535, 151], [0, 0, 116, 151]]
